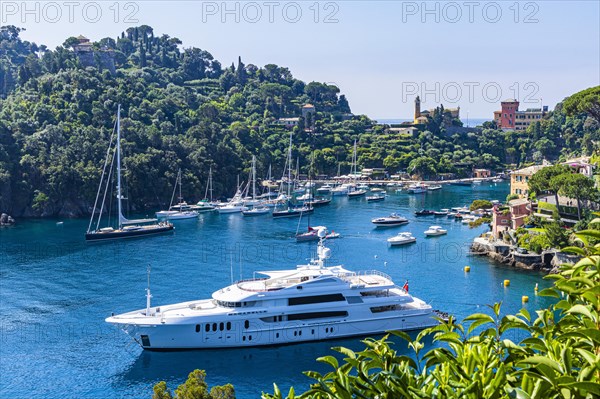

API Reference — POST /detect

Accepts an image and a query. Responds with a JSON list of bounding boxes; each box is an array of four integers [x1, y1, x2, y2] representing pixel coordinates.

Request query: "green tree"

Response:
[[407, 156, 437, 179], [563, 86, 600, 124], [528, 164, 571, 204], [152, 370, 235, 399]]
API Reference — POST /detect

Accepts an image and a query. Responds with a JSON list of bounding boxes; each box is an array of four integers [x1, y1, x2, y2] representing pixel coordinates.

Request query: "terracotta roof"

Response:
[[511, 165, 545, 176], [302, 104, 315, 108]]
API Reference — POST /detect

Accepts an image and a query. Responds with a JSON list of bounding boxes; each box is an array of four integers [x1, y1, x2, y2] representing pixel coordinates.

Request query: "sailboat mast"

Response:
[[178, 169, 182, 203], [116, 104, 123, 229], [287, 131, 292, 196], [252, 156, 256, 200]]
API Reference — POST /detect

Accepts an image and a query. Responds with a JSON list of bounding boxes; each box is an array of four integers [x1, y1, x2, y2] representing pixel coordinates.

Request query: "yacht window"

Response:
[[249, 335, 252, 341], [244, 320, 249, 329], [219, 322, 224, 331], [212, 323, 217, 332], [276, 333, 280, 338], [288, 293, 345, 306], [226, 322, 231, 330], [346, 296, 363, 304], [243, 336, 246, 341], [370, 305, 403, 313], [288, 311, 348, 321], [307, 278, 336, 284], [205, 324, 210, 333], [195, 324, 200, 333]]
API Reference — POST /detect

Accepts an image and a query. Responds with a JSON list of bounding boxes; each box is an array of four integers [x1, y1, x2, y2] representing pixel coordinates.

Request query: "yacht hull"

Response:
[[108, 310, 438, 350], [85, 225, 174, 242]]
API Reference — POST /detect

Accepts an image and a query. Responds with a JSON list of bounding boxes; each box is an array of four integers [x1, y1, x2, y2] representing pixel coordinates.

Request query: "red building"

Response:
[[493, 99, 519, 130]]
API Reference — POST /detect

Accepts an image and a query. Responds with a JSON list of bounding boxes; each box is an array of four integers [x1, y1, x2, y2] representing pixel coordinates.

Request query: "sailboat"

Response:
[[85, 105, 174, 241], [273, 132, 313, 218], [156, 169, 199, 220], [347, 140, 366, 198], [242, 156, 270, 216], [191, 167, 216, 212]]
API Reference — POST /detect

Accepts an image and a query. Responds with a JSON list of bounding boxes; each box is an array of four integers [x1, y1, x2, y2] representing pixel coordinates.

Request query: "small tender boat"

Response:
[[415, 209, 435, 216], [424, 226, 447, 236], [242, 207, 270, 216], [296, 226, 340, 242], [407, 184, 427, 194], [387, 232, 417, 246], [433, 209, 449, 216], [492, 178, 503, 183], [366, 194, 385, 202], [427, 185, 442, 191], [370, 187, 385, 193], [372, 213, 409, 227]]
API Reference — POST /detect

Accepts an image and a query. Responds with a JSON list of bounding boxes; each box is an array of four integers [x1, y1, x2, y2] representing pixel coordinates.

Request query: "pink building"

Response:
[[508, 198, 531, 229]]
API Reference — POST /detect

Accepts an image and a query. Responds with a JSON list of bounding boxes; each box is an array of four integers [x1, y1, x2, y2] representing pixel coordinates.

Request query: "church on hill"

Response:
[[413, 96, 460, 125]]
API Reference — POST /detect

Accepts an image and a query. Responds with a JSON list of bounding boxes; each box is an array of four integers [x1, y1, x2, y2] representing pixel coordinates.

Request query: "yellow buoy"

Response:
[[534, 283, 539, 293], [464, 266, 471, 272], [504, 279, 510, 287], [522, 295, 529, 303]]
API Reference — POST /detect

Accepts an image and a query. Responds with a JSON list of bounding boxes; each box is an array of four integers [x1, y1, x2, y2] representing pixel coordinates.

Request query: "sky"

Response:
[[4, 0, 600, 119]]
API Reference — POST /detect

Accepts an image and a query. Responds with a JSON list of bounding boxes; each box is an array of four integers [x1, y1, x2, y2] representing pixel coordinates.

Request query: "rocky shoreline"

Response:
[[1, 213, 16, 226], [470, 238, 581, 274]]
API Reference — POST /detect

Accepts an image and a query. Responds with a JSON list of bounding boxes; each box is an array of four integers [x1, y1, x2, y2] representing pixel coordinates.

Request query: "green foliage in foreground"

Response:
[[258, 228, 600, 398], [153, 369, 235, 399]]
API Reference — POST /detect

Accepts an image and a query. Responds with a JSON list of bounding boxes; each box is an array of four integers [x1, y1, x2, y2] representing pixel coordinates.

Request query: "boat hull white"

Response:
[[107, 309, 438, 350]]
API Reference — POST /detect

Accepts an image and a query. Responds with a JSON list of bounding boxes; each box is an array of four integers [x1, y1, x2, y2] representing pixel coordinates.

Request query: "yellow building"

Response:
[[510, 165, 546, 198]]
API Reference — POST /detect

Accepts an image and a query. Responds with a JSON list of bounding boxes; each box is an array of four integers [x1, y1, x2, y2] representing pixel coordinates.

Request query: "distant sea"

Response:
[[377, 118, 490, 128]]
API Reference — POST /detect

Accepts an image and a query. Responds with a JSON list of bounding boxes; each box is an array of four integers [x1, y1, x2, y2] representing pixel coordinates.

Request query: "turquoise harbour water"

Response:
[[0, 182, 555, 398]]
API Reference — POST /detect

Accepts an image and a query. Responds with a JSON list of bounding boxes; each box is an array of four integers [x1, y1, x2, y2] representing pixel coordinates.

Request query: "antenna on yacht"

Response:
[[316, 228, 331, 267], [145, 264, 152, 316], [230, 254, 234, 285]]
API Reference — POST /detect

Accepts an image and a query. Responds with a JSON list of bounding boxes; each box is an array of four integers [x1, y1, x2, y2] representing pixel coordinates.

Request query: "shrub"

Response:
[[469, 199, 493, 211]]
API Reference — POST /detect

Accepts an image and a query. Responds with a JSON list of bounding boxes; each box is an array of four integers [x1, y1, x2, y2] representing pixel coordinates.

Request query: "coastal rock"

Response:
[[0, 213, 15, 226]]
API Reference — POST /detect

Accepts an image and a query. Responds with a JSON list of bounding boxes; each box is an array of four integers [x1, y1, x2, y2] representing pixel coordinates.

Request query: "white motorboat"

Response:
[[191, 200, 215, 212], [424, 226, 447, 236], [217, 204, 248, 214], [242, 207, 270, 216], [366, 194, 385, 202], [331, 184, 350, 196], [316, 184, 333, 194], [106, 233, 440, 349], [407, 184, 427, 194], [387, 232, 417, 246], [295, 226, 340, 242], [371, 213, 409, 227], [427, 185, 442, 191], [433, 209, 449, 216]]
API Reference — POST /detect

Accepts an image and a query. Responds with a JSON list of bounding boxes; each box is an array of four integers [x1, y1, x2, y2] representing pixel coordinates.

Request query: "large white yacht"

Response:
[[106, 231, 441, 350]]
